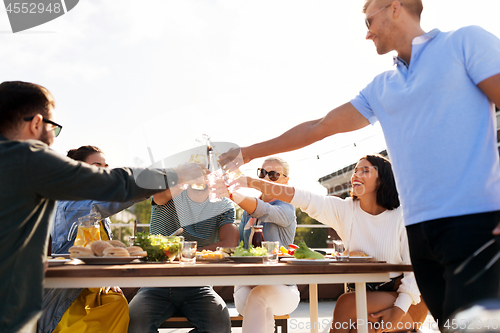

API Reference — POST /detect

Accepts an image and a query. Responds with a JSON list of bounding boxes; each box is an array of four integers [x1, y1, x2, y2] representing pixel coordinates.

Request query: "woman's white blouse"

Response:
[[291, 189, 421, 313]]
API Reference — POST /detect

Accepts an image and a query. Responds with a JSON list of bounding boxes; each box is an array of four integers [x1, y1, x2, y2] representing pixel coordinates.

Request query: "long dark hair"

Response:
[[351, 154, 400, 210], [67, 145, 103, 162]]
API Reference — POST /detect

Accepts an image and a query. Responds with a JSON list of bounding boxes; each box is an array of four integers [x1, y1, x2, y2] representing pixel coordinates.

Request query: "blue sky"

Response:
[[1, 0, 499, 195]]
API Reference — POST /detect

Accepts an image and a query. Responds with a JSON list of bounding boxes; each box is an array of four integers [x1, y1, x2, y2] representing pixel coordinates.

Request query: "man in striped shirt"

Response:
[[128, 183, 238, 333]]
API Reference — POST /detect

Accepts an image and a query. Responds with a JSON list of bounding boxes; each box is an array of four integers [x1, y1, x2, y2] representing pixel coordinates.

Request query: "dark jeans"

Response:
[[128, 286, 231, 333], [406, 211, 500, 328]]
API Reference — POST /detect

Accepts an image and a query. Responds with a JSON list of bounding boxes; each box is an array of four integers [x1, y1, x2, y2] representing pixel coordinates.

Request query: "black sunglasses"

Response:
[[257, 168, 286, 181], [24, 116, 63, 137]]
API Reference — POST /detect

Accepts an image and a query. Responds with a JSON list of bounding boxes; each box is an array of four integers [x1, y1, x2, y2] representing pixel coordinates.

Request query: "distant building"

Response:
[[497, 107, 500, 155]]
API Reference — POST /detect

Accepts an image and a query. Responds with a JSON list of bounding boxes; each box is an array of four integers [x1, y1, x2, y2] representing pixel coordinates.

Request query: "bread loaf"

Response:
[[103, 247, 130, 257], [90, 240, 113, 256], [126, 246, 147, 257], [349, 250, 368, 257], [107, 240, 127, 248], [69, 246, 95, 258]]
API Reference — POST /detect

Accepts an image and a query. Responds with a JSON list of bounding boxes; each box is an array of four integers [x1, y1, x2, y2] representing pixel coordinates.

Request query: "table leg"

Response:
[[309, 283, 319, 333], [355, 282, 368, 333]]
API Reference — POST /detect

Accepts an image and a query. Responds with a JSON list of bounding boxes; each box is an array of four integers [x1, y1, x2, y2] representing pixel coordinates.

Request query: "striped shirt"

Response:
[[151, 190, 235, 247]]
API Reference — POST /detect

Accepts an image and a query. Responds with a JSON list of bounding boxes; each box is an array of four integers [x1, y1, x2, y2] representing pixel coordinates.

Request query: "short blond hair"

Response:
[[263, 156, 290, 177], [363, 0, 423, 20]]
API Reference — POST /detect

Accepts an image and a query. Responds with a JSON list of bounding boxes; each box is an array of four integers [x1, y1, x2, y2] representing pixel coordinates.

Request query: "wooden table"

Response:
[[45, 261, 412, 333]]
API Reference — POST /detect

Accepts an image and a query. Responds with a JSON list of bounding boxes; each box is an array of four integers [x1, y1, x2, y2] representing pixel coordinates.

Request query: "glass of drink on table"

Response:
[[180, 241, 197, 266], [262, 241, 279, 264], [334, 240, 349, 261]]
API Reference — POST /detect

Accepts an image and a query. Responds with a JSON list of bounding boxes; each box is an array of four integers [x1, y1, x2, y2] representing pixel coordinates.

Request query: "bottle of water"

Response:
[[207, 149, 223, 202]]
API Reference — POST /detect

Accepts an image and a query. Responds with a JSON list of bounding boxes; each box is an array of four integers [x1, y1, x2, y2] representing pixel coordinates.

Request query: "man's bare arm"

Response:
[[477, 73, 500, 108], [152, 185, 184, 205], [245, 176, 295, 204], [242, 102, 369, 163], [199, 223, 239, 251], [478, 73, 500, 235]]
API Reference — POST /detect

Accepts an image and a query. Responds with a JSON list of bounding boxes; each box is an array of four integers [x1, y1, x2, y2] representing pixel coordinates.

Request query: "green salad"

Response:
[[134, 232, 183, 262], [232, 241, 268, 257]]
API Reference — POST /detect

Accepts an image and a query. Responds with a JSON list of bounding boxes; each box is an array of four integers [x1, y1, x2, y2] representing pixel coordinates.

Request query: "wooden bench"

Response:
[[159, 307, 289, 332]]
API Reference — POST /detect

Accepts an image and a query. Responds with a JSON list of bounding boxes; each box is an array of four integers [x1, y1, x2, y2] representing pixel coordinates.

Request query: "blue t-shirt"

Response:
[[351, 27, 500, 226]]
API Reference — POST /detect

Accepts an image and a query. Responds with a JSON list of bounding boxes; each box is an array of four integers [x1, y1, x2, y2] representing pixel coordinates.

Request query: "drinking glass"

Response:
[[189, 154, 207, 190], [222, 161, 242, 192], [334, 240, 350, 261], [262, 241, 279, 264], [180, 241, 197, 266], [333, 240, 345, 256]]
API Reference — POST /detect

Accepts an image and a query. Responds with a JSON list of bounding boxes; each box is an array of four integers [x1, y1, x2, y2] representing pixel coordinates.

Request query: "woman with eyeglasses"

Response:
[[227, 156, 300, 333], [232, 155, 428, 333], [39, 145, 135, 333]]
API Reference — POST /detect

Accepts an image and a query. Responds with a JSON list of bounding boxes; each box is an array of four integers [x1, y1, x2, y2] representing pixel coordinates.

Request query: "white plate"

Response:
[[76, 256, 144, 265], [280, 258, 337, 265], [47, 258, 71, 266], [334, 256, 373, 262], [229, 256, 265, 263], [50, 253, 70, 259], [197, 257, 229, 262], [349, 256, 372, 259]]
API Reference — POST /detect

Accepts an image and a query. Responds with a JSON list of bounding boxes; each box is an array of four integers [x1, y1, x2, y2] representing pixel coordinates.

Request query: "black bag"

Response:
[[347, 274, 403, 292]]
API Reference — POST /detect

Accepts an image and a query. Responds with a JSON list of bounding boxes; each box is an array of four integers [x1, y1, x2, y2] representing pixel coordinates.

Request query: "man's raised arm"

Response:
[[477, 73, 500, 108], [241, 102, 369, 163]]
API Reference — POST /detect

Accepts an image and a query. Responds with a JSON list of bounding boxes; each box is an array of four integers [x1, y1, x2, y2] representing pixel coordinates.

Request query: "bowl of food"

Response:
[[134, 232, 184, 262], [163, 237, 183, 261]]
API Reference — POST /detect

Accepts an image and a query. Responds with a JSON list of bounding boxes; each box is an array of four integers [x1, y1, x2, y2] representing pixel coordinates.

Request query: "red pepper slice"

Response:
[[288, 244, 299, 250], [288, 249, 295, 255]]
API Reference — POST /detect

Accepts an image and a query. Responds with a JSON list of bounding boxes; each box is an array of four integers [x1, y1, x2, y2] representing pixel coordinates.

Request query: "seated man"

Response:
[[128, 181, 238, 333]]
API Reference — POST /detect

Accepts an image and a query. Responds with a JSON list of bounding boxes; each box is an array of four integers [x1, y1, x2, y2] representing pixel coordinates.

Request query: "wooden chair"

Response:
[[159, 307, 289, 332]]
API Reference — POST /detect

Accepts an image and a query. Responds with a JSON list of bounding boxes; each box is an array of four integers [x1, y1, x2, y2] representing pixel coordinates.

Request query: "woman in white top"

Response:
[[232, 154, 427, 333]]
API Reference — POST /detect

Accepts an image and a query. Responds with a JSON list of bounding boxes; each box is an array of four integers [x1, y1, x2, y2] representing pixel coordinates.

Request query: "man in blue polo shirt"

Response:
[[227, 0, 500, 328]]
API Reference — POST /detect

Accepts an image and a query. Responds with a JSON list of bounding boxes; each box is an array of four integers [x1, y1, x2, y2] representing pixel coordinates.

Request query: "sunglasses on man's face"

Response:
[[365, 3, 392, 30], [257, 168, 286, 181], [24, 116, 63, 137]]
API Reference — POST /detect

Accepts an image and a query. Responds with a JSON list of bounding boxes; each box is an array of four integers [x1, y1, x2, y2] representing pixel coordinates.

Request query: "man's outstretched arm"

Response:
[[478, 72, 500, 235], [241, 102, 369, 163], [477, 73, 500, 108]]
